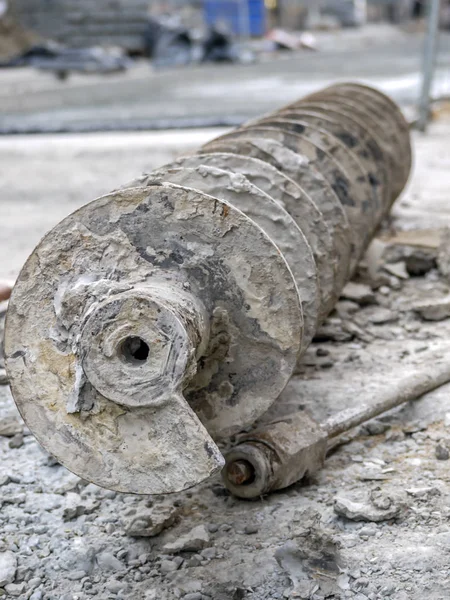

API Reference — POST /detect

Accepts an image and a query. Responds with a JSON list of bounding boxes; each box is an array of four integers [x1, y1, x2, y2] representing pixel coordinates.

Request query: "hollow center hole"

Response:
[[119, 336, 150, 365]]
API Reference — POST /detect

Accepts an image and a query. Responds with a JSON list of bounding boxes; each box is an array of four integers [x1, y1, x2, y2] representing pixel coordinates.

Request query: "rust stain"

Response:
[[222, 205, 230, 218]]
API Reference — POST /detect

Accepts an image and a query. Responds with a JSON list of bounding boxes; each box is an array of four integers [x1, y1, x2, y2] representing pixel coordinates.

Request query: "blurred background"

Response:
[[1, 0, 450, 132]]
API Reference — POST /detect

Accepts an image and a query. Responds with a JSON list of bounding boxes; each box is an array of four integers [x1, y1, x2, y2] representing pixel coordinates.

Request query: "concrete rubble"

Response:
[[334, 491, 402, 522]]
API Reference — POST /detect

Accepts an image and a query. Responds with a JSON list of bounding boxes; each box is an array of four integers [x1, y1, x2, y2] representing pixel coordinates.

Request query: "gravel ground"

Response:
[[1, 118, 450, 600]]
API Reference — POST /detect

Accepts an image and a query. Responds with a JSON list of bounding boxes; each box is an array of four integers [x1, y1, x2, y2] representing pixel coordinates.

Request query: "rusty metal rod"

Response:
[[224, 351, 450, 498]]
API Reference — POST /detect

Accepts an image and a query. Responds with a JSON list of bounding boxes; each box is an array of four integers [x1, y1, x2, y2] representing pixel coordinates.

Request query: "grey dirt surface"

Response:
[[2, 113, 450, 599]]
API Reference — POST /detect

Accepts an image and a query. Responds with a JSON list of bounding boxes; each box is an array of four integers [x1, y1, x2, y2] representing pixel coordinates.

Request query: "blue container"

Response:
[[203, 0, 266, 37]]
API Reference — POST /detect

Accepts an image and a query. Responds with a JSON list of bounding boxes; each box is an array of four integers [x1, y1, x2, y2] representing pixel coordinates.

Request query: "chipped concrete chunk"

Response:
[[383, 261, 409, 280], [163, 524, 210, 554], [340, 282, 376, 305], [125, 505, 179, 538], [0, 416, 23, 438], [0, 551, 17, 587]]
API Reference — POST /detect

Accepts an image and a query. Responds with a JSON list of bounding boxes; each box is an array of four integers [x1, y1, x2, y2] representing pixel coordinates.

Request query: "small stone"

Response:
[[243, 524, 259, 535], [0, 551, 17, 586], [125, 505, 179, 537], [335, 299, 360, 317], [183, 594, 203, 600], [96, 551, 124, 572], [341, 282, 376, 305], [358, 526, 377, 538], [406, 486, 438, 498], [105, 523, 115, 535], [315, 347, 329, 357], [186, 556, 202, 568], [314, 320, 353, 343], [4, 582, 25, 597], [384, 261, 409, 280], [414, 297, 450, 321], [385, 430, 406, 442], [337, 573, 350, 590], [435, 444, 449, 460], [163, 524, 210, 554], [58, 545, 95, 575], [388, 275, 402, 290], [66, 570, 87, 580], [403, 421, 427, 434], [106, 579, 129, 593], [53, 471, 84, 494], [363, 420, 390, 435], [319, 360, 334, 369], [366, 307, 398, 325], [201, 547, 216, 560], [334, 494, 400, 522], [28, 577, 42, 589], [8, 434, 24, 449], [62, 493, 99, 521], [370, 489, 393, 510], [0, 417, 23, 438], [160, 559, 179, 574]]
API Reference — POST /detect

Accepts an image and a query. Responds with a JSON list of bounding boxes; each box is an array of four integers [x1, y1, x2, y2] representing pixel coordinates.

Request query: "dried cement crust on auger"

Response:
[[252, 117, 375, 267], [302, 92, 405, 207], [204, 131, 348, 315], [132, 154, 320, 354], [5, 184, 302, 494], [277, 106, 389, 223], [289, 101, 392, 215], [324, 83, 412, 201], [199, 140, 333, 303], [128, 164, 319, 354], [236, 124, 361, 270]]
